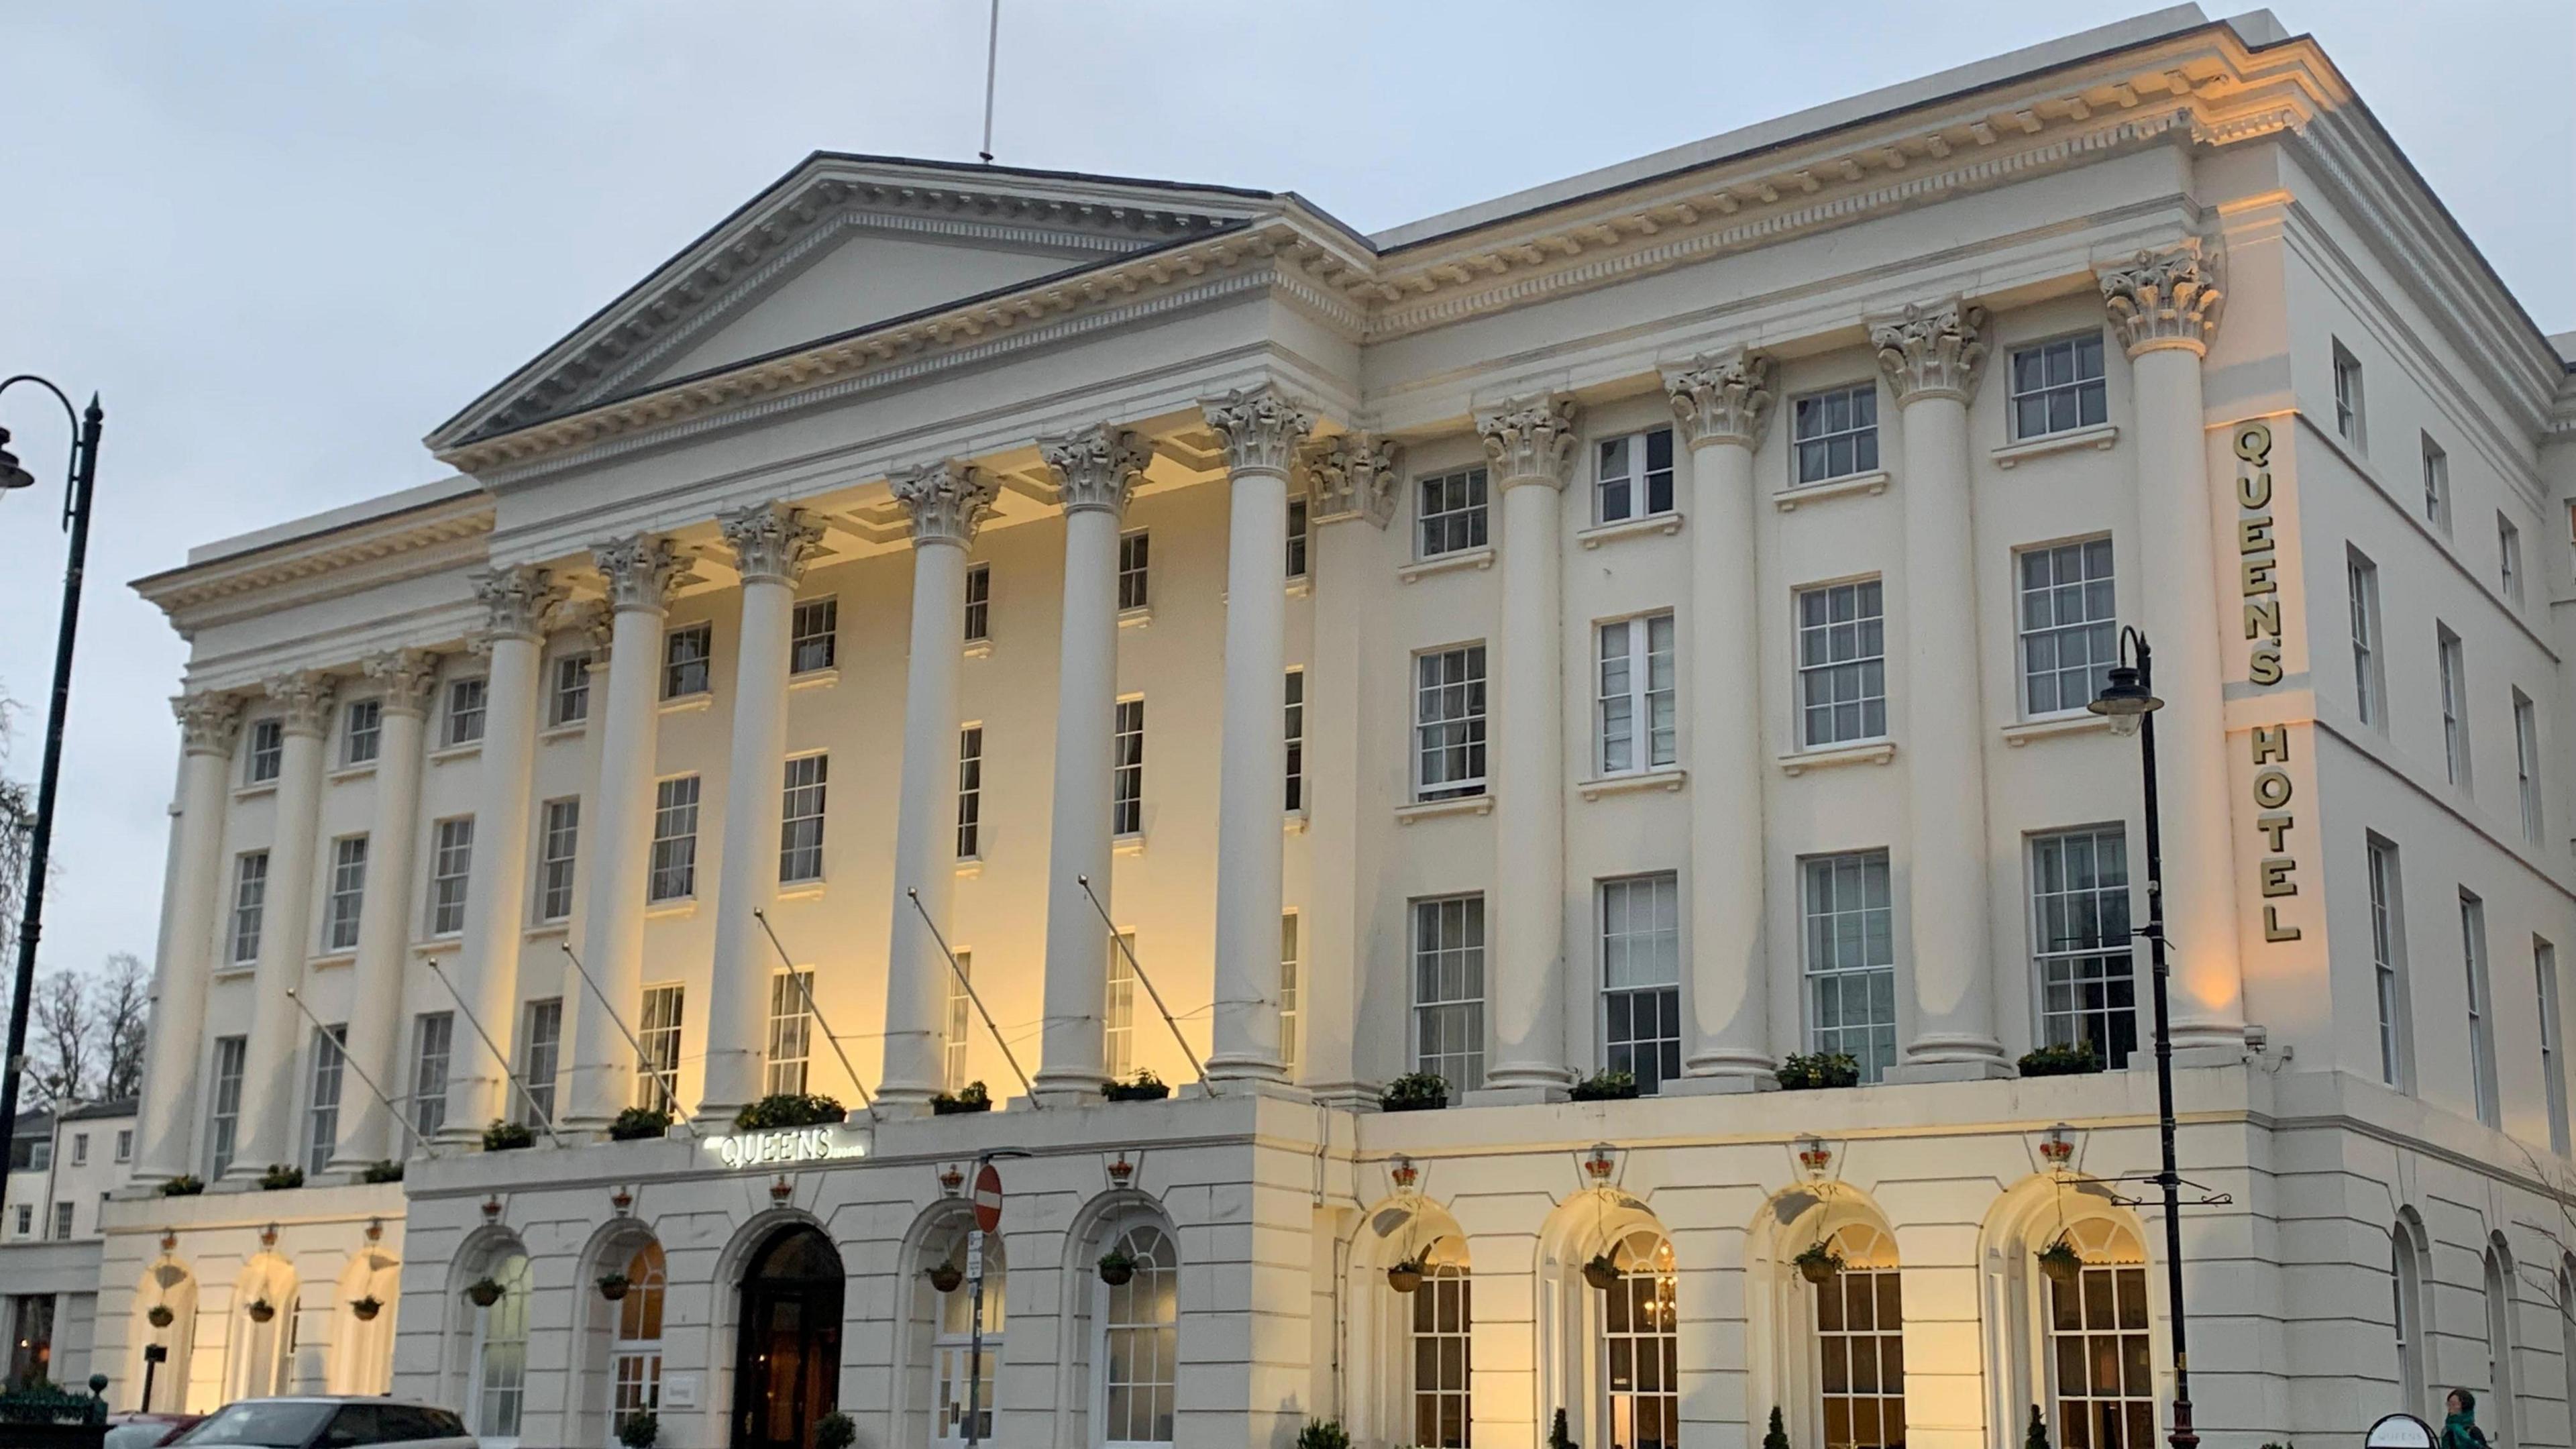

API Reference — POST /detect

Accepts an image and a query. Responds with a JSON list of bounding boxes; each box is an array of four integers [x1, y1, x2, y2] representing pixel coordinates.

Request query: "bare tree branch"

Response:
[[97, 951, 147, 1100]]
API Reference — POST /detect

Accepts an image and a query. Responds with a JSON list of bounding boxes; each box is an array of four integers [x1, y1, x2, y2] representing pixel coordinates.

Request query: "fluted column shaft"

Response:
[[1482, 395, 1580, 1095], [133, 694, 239, 1183], [225, 673, 333, 1181], [879, 464, 998, 1105], [1876, 303, 2007, 1074], [700, 506, 826, 1117], [1206, 389, 1313, 1085], [2104, 247, 2244, 1049], [1032, 426, 1146, 1101], [329, 651, 436, 1168], [1666, 352, 1778, 1082], [568, 539, 690, 1127]]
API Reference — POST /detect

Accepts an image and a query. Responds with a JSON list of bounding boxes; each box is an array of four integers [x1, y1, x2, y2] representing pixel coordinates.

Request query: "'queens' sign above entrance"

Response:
[[703, 1123, 871, 1171]]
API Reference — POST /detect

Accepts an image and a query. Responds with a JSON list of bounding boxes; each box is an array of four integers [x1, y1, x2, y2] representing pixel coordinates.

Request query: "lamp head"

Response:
[[2088, 661, 2162, 737], [0, 429, 35, 493]]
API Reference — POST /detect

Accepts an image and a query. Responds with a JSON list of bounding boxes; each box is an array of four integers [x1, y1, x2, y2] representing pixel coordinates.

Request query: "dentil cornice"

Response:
[[1302, 435, 1403, 529], [1478, 394, 1582, 490], [470, 564, 564, 644], [362, 647, 443, 718], [1663, 348, 1776, 448], [173, 692, 243, 757], [2098, 244, 2224, 356], [1872, 300, 1988, 403], [1040, 425, 1152, 518], [719, 503, 828, 586], [889, 461, 1000, 548], [591, 535, 696, 613], [1200, 387, 1314, 478], [265, 670, 337, 737]]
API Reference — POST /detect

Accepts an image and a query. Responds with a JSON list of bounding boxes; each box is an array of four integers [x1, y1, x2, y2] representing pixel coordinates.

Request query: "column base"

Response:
[[1662, 1073, 1777, 1097], [1303, 1080, 1385, 1110], [1886, 1057, 2014, 1083], [1203, 1053, 1289, 1087]]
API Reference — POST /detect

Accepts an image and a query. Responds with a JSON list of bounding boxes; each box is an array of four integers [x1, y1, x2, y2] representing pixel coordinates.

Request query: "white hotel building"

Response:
[[93, 8, 2576, 1449]]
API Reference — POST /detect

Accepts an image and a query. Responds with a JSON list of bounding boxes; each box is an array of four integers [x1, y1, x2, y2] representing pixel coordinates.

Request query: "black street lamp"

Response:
[[2088, 627, 2198, 1449], [0, 377, 105, 1226]]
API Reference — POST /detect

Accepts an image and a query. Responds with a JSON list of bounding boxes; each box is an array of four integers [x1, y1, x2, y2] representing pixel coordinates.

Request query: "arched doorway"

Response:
[[733, 1225, 843, 1449]]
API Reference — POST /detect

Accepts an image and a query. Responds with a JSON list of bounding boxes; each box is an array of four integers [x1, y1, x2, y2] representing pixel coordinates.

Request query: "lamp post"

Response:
[[0, 377, 105, 1226], [2087, 627, 2197, 1449]]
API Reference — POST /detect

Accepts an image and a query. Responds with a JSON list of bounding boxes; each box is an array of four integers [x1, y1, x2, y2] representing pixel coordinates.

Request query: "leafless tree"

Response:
[[32, 967, 92, 1106], [97, 951, 148, 1099]]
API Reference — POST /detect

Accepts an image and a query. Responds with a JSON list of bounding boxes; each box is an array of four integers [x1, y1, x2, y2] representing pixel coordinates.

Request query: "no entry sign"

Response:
[[972, 1162, 1004, 1234]]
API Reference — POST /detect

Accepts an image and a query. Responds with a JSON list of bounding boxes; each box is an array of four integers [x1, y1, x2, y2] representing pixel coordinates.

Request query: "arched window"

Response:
[[1097, 1224, 1178, 1448], [2485, 1240, 2519, 1449], [472, 1253, 533, 1446], [1817, 1224, 1903, 1449], [934, 1231, 1004, 1447], [2392, 1224, 2427, 1415], [612, 1244, 666, 1444], [1603, 1230, 1678, 1449], [1409, 1237, 1472, 1448], [2044, 1218, 2151, 1449], [272, 1293, 303, 1395], [2557, 1260, 2576, 1449]]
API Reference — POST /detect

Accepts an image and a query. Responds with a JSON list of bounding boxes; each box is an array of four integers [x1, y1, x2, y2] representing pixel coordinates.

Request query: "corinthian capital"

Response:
[[1663, 348, 1776, 448], [1303, 434, 1403, 529], [173, 692, 243, 757], [362, 647, 443, 718], [1201, 387, 1313, 478], [719, 503, 827, 586], [890, 461, 999, 548], [470, 564, 564, 645], [1477, 393, 1580, 490], [264, 669, 337, 737], [2099, 245, 2224, 356], [1040, 425, 1151, 519], [1870, 300, 1988, 403], [590, 534, 694, 612]]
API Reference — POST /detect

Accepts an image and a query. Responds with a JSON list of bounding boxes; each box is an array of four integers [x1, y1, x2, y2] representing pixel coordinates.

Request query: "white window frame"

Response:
[[230, 851, 270, 965], [1286, 496, 1310, 580], [765, 968, 814, 1097], [955, 725, 984, 861], [2349, 549, 2385, 729], [1802, 850, 1898, 1082], [1593, 427, 1676, 525], [2006, 331, 2109, 441], [470, 1254, 531, 1446], [790, 598, 838, 676], [1113, 698, 1145, 837], [2538, 938, 2567, 1155], [1413, 645, 1488, 802], [779, 753, 828, 884], [963, 564, 991, 644], [1791, 382, 1880, 486], [2516, 690, 2544, 843], [207, 1034, 247, 1179], [1796, 580, 1888, 748], [1279, 912, 1300, 1077], [2367, 835, 2410, 1090], [661, 623, 712, 701], [2438, 625, 2471, 788], [2418, 433, 2450, 533], [2464, 891, 2498, 1127], [649, 776, 700, 903], [1415, 466, 1490, 559], [517, 998, 561, 1127], [636, 983, 685, 1113], [410, 1012, 452, 1142], [535, 798, 579, 924], [303, 1023, 347, 1175], [2016, 538, 2117, 718], [342, 698, 381, 767], [1410, 894, 1486, 1092], [1117, 530, 1151, 614], [549, 653, 592, 728], [2031, 825, 2137, 1069], [443, 677, 488, 748], [1105, 937, 1137, 1079], [1093, 1222, 1179, 1449], [427, 818, 474, 936], [944, 952, 973, 1093], [2501, 515, 2524, 604], [1599, 873, 1681, 1093], [2332, 341, 2366, 451], [321, 835, 368, 954], [246, 718, 284, 786], [1597, 613, 1676, 775], [1284, 669, 1305, 813]]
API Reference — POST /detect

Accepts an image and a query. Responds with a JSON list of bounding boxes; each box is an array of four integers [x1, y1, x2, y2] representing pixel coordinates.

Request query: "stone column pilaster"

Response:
[[133, 692, 240, 1183], [1873, 301, 2009, 1077], [1297, 435, 1400, 1105], [327, 649, 437, 1169], [223, 670, 335, 1183], [1479, 393, 1580, 1097], [566, 537, 693, 1128], [2101, 245, 2244, 1051], [441, 566, 561, 1140], [1032, 425, 1147, 1102], [1663, 349, 1779, 1086], [1204, 387, 1314, 1087], [878, 462, 999, 1106]]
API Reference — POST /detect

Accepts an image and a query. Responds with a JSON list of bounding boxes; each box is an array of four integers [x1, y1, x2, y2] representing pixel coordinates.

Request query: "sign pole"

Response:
[[965, 1159, 1004, 1449]]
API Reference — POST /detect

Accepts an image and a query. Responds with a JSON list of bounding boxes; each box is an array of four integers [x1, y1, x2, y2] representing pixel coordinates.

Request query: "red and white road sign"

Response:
[[972, 1163, 1004, 1234]]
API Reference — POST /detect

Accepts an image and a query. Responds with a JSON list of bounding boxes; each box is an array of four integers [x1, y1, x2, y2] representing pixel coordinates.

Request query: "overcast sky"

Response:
[[1, 1, 2567, 994]]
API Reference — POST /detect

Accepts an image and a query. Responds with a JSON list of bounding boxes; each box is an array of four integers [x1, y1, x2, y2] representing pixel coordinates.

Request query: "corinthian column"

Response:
[[443, 566, 563, 1140], [133, 692, 240, 1185], [1480, 394, 1580, 1096], [224, 670, 335, 1183], [1872, 301, 2008, 1077], [2101, 246, 2243, 1051], [1031, 425, 1148, 1102], [328, 649, 438, 1169], [699, 505, 828, 1118], [566, 537, 693, 1128], [879, 462, 1000, 1106], [1203, 387, 1313, 1087], [1663, 350, 1779, 1086]]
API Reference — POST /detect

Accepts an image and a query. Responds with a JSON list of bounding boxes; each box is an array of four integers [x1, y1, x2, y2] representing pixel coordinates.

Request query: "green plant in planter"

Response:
[[2018, 1042, 2104, 1078], [1774, 1052, 1862, 1090], [1792, 1240, 1847, 1284], [159, 1175, 204, 1197], [1548, 1407, 1579, 1449], [616, 1411, 658, 1449], [481, 1120, 535, 1152], [1297, 1421, 1353, 1449], [609, 1106, 673, 1141], [1378, 1071, 1450, 1113], [360, 1160, 405, 1184], [1103, 1069, 1170, 1102], [734, 1093, 846, 1130], [257, 1164, 303, 1191], [2023, 1405, 2052, 1449], [932, 1081, 993, 1115], [1097, 1246, 1140, 1285], [1764, 1405, 1792, 1449], [1568, 1069, 1639, 1102], [814, 1411, 857, 1449]]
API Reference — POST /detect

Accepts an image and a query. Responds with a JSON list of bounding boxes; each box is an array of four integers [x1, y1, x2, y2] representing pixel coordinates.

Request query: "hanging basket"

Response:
[[927, 1263, 964, 1294], [1580, 1254, 1622, 1291], [147, 1305, 174, 1330], [1097, 1252, 1137, 1287], [1797, 1256, 1842, 1285], [597, 1274, 631, 1303], [1387, 1263, 1425, 1295], [245, 1298, 276, 1324], [465, 1277, 504, 1308], [350, 1297, 383, 1323], [2037, 1240, 2086, 1285]]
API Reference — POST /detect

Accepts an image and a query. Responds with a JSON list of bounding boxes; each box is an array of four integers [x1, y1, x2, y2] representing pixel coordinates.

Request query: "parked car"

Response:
[[104, 1412, 205, 1449], [170, 1399, 474, 1449]]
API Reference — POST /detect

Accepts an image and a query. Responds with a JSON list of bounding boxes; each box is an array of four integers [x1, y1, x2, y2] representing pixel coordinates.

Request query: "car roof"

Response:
[[221, 1399, 450, 1409]]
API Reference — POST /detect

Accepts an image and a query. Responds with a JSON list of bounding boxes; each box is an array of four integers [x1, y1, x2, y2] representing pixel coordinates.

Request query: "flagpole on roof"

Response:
[[978, 0, 1001, 164]]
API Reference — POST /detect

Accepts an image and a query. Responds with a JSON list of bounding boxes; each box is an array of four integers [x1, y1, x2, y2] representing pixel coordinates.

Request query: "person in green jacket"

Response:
[[2442, 1388, 2491, 1449]]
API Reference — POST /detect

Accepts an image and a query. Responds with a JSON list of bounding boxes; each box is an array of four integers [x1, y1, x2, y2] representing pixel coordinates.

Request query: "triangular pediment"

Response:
[[429, 152, 1284, 451]]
